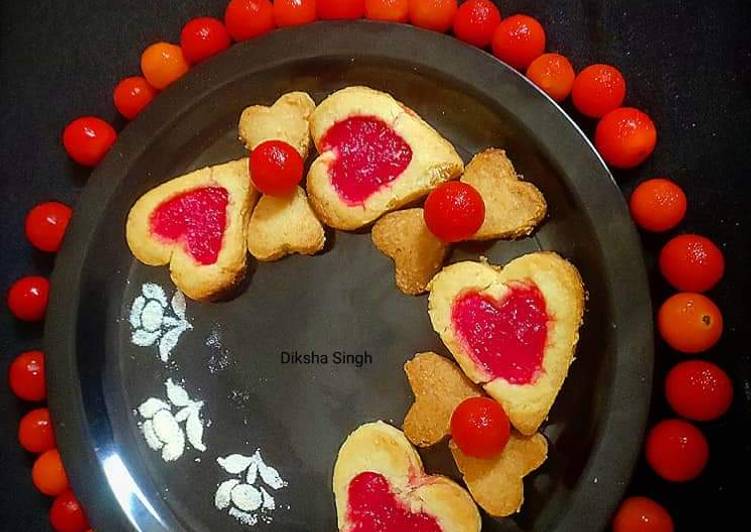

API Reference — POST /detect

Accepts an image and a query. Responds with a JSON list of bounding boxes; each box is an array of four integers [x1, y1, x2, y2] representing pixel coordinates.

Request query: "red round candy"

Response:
[[180, 17, 231, 64], [25, 201, 72, 253], [318, 0, 365, 20], [612, 496, 674, 532], [113, 76, 157, 120], [450, 397, 510, 458], [249, 140, 304, 196], [50, 489, 90, 532], [645, 419, 708, 482], [19, 408, 56, 454], [572, 64, 627, 118], [424, 181, 485, 242], [7, 276, 50, 322], [452, 0, 501, 48], [659, 234, 725, 292], [666, 360, 733, 421], [8, 350, 46, 402], [595, 107, 657, 169], [224, 0, 274, 41], [274, 0, 318, 27], [62, 117, 117, 167], [491, 14, 546, 70]]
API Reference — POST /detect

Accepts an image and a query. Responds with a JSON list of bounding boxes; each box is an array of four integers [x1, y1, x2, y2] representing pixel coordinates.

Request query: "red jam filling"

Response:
[[451, 283, 549, 385], [149, 186, 229, 265], [347, 472, 441, 532], [320, 115, 412, 206]]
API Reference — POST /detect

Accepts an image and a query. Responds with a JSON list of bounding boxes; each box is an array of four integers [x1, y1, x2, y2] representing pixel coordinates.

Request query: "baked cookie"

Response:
[[450, 432, 548, 517], [371, 208, 449, 295], [126, 159, 258, 301], [461, 148, 547, 240], [238, 91, 316, 158], [333, 421, 481, 532], [403, 352, 482, 447], [428, 252, 585, 435], [307, 86, 464, 230], [247, 186, 325, 261]]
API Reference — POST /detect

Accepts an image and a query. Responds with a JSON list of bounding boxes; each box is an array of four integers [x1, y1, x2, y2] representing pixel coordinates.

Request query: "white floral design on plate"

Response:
[[129, 283, 192, 362], [215, 450, 287, 526], [136, 379, 206, 462]]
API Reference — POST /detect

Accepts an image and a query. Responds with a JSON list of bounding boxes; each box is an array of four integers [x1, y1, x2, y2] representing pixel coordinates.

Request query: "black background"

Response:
[[1, 1, 749, 530]]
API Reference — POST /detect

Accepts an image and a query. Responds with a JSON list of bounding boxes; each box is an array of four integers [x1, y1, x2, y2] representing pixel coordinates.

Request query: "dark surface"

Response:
[[0, 1, 748, 531], [43, 21, 651, 532]]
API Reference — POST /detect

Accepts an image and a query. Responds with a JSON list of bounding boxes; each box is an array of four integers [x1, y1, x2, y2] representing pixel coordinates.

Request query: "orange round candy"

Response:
[[140, 42, 190, 90], [409, 0, 458, 33], [32, 449, 69, 496], [657, 292, 723, 354], [366, 0, 409, 22], [629, 178, 687, 232], [526, 53, 575, 102]]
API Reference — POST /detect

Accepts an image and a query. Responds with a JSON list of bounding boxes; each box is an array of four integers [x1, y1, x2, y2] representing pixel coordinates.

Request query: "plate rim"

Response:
[[46, 20, 653, 532]]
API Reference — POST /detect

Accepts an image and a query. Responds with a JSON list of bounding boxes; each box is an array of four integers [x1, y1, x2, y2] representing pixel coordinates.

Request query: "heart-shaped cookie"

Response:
[[428, 252, 585, 434], [461, 148, 547, 240], [403, 352, 481, 447], [450, 432, 548, 517], [126, 159, 258, 301], [371, 209, 449, 295], [333, 421, 480, 532], [238, 91, 316, 158], [247, 186, 325, 261], [307, 86, 464, 230]]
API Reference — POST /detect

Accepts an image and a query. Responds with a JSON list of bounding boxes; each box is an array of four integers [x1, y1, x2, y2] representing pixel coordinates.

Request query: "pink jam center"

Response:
[[347, 472, 442, 532], [321, 115, 412, 206], [149, 186, 229, 265], [451, 283, 549, 385]]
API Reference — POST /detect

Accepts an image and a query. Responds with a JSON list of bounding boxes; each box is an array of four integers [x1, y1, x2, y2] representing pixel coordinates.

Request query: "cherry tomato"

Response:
[[180, 17, 231, 64], [666, 360, 733, 421], [409, 0, 458, 32], [452, 0, 501, 48], [249, 140, 304, 196], [365, 0, 409, 22], [450, 397, 510, 458], [50, 489, 90, 532], [140, 42, 190, 90], [19, 408, 56, 454], [113, 77, 157, 120], [225, 0, 274, 40], [595, 107, 657, 169], [25, 201, 72, 253], [659, 234, 725, 292], [629, 178, 687, 232], [658, 292, 723, 354], [491, 14, 546, 70], [32, 449, 70, 496], [526, 53, 576, 102], [274, 0, 318, 27], [571, 64, 626, 118], [645, 419, 708, 482], [62, 117, 117, 167], [8, 350, 46, 402], [424, 181, 485, 242], [318, 0, 365, 20], [7, 276, 50, 322], [612, 496, 674, 532]]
